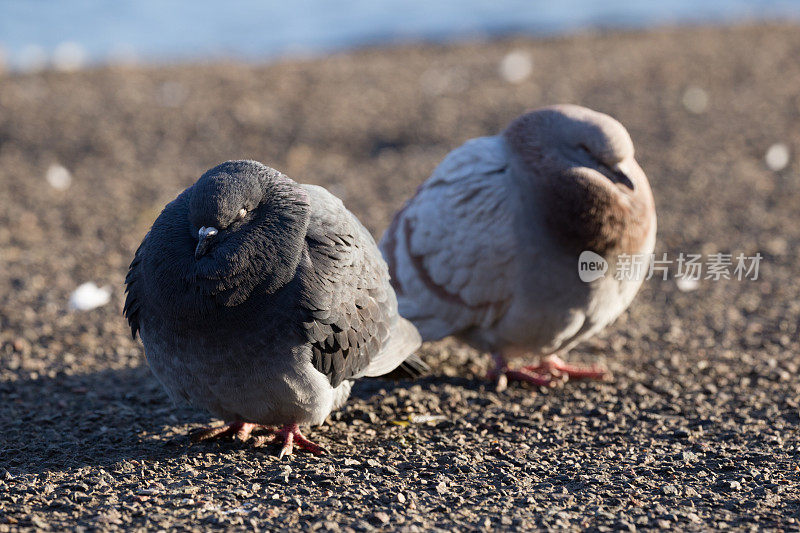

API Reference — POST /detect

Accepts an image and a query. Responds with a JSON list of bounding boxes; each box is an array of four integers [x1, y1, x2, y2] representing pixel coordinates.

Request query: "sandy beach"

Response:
[[1, 24, 799, 530]]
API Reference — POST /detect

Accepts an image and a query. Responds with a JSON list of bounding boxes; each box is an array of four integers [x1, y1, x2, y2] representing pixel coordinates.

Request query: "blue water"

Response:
[[1, 0, 799, 70]]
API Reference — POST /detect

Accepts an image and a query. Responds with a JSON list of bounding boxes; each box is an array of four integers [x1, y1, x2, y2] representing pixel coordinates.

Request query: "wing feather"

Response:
[[379, 135, 518, 341], [299, 185, 421, 387]]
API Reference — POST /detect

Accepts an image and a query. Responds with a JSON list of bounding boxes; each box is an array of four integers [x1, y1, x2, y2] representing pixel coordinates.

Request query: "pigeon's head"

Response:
[[184, 160, 310, 305], [188, 160, 275, 260], [504, 104, 644, 192], [504, 105, 655, 255]]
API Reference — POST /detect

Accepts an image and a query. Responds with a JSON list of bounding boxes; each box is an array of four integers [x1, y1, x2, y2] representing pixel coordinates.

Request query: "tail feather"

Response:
[[379, 353, 430, 380], [362, 317, 422, 378]]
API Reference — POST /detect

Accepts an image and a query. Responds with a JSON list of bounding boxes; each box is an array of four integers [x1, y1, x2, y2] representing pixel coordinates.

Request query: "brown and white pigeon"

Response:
[[124, 160, 422, 456], [380, 105, 656, 389]]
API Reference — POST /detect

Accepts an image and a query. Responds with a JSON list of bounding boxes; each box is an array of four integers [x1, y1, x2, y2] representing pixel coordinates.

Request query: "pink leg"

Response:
[[489, 352, 555, 392], [189, 421, 264, 443], [252, 423, 327, 458], [523, 355, 606, 380]]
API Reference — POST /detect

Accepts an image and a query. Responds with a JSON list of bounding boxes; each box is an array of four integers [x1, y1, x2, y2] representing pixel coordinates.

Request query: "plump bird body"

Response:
[[380, 105, 655, 383], [125, 161, 421, 452], [136, 250, 353, 428]]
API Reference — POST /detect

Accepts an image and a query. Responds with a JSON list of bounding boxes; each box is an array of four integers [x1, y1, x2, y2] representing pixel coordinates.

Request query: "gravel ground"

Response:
[[1, 24, 800, 531]]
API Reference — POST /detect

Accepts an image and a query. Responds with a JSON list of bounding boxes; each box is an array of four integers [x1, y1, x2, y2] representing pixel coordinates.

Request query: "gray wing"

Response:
[[298, 185, 421, 388]]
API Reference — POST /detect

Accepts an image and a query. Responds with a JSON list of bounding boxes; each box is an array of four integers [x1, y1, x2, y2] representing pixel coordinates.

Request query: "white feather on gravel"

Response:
[[69, 282, 112, 311]]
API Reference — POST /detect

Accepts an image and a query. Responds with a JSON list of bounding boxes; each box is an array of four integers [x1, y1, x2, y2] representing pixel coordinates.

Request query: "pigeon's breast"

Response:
[[139, 312, 341, 426], [485, 224, 654, 356]]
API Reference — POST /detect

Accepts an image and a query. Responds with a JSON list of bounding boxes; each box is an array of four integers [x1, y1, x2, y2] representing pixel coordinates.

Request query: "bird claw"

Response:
[[503, 368, 557, 388], [252, 424, 327, 458], [523, 355, 607, 380], [490, 353, 604, 392], [190, 422, 325, 457], [189, 421, 265, 443], [489, 366, 554, 391], [495, 372, 508, 393], [189, 425, 232, 443]]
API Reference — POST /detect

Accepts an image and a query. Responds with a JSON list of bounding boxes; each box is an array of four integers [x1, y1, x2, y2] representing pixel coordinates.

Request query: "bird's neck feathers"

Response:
[[192, 179, 311, 308], [537, 166, 655, 258], [145, 181, 310, 322], [504, 131, 654, 258]]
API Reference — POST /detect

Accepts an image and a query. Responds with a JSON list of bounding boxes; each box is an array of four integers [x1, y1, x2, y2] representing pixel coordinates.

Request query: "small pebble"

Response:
[[682, 87, 709, 114], [663, 484, 680, 496], [499, 50, 532, 84], [46, 164, 72, 190], [373, 511, 390, 525], [765, 143, 790, 171], [676, 277, 700, 292]]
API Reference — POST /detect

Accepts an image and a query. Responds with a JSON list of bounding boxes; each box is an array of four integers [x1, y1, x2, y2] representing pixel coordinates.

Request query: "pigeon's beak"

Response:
[[609, 162, 635, 191], [195, 226, 218, 260]]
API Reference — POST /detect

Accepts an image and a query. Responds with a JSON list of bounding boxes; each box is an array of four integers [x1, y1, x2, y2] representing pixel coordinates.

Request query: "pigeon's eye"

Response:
[[237, 208, 248, 219]]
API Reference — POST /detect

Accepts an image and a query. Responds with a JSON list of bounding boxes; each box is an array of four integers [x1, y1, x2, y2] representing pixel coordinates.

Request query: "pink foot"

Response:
[[189, 421, 265, 443], [523, 355, 606, 380], [489, 352, 554, 392], [498, 368, 554, 390], [253, 423, 327, 458]]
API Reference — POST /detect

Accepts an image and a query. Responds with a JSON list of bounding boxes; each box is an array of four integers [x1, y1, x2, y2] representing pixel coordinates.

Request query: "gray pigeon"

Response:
[[380, 105, 656, 389], [124, 160, 422, 456]]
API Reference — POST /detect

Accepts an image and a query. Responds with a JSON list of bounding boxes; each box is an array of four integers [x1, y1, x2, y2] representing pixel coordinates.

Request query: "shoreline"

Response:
[[2, 21, 797, 76]]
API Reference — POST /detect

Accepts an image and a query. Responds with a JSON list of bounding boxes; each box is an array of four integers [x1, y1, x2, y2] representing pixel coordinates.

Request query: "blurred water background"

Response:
[[1, 0, 799, 71]]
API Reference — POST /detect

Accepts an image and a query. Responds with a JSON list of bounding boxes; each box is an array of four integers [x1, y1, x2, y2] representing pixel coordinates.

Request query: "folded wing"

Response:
[[379, 135, 518, 341], [299, 185, 421, 388]]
